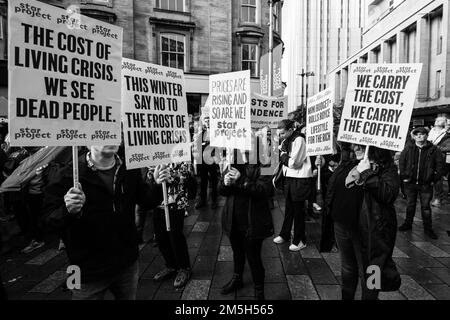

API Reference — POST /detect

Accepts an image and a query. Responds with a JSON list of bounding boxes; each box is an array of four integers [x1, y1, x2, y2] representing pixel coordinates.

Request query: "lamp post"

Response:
[[297, 69, 315, 120]]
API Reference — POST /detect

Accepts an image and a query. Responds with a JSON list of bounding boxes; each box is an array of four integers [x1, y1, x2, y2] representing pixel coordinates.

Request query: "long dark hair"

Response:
[[369, 147, 395, 167]]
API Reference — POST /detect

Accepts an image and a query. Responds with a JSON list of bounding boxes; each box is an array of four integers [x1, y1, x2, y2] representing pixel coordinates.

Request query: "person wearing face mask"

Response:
[[326, 143, 401, 300], [428, 116, 450, 207], [398, 127, 444, 239]]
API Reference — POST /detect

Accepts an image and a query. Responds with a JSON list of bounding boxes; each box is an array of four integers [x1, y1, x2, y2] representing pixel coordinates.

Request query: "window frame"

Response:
[[241, 43, 259, 77], [436, 15, 443, 55], [156, 0, 186, 12], [241, 0, 260, 25], [435, 70, 442, 97], [160, 33, 186, 71], [273, 3, 280, 33], [0, 15, 3, 40]]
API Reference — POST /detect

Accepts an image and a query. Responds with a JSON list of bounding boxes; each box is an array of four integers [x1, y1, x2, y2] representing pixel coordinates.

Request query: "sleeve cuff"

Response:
[[356, 169, 376, 185]]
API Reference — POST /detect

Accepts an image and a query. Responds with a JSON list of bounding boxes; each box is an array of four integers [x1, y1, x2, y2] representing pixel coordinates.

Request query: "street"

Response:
[[1, 187, 450, 300]]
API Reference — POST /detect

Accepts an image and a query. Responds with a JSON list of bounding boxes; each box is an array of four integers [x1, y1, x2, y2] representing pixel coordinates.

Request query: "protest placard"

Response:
[[306, 88, 334, 157], [8, 0, 122, 146], [121, 58, 191, 169], [251, 93, 287, 129], [209, 70, 252, 150], [337, 64, 422, 152]]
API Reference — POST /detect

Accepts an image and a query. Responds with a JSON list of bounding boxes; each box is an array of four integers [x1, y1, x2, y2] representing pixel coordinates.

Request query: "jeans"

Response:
[[434, 178, 444, 202], [71, 261, 139, 300], [334, 223, 379, 300], [229, 224, 265, 287], [404, 183, 433, 229], [197, 163, 218, 203], [153, 208, 190, 270]]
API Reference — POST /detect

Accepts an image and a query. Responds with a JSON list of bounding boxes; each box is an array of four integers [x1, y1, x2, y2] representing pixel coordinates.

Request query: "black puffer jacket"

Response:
[[325, 160, 401, 291], [219, 164, 274, 240], [399, 141, 444, 184]]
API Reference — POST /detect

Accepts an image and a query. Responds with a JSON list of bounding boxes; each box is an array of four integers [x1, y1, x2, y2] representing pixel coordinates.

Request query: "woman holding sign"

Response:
[[219, 153, 274, 300], [326, 144, 400, 300]]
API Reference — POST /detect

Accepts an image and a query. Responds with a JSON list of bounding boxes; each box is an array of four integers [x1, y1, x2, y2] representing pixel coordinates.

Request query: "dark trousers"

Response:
[[14, 192, 44, 241], [153, 208, 190, 270], [198, 163, 218, 203], [229, 224, 265, 287], [280, 178, 310, 245], [404, 183, 433, 229], [72, 261, 139, 300], [334, 223, 379, 300]]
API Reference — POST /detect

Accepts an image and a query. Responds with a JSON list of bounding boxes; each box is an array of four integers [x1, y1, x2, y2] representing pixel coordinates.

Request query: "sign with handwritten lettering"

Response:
[[121, 58, 191, 169], [337, 64, 422, 152], [306, 88, 334, 156], [251, 93, 287, 129], [8, 0, 122, 146]]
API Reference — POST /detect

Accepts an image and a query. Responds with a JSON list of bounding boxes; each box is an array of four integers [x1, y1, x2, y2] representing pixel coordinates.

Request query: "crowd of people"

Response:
[[0, 111, 449, 301]]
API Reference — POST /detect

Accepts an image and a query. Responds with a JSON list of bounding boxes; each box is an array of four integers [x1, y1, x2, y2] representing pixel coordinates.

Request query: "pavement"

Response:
[[1, 185, 450, 300]]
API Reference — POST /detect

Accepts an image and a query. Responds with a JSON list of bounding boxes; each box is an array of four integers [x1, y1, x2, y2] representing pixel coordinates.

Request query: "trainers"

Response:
[[431, 199, 441, 207], [273, 236, 286, 244], [58, 239, 66, 251], [289, 242, 307, 252], [174, 269, 191, 288], [398, 223, 412, 232], [313, 203, 322, 211], [21, 240, 45, 254], [153, 267, 176, 282], [425, 229, 438, 240]]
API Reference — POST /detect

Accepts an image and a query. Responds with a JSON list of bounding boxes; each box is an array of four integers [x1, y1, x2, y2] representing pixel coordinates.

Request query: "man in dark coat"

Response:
[[41, 145, 164, 300], [398, 127, 444, 239]]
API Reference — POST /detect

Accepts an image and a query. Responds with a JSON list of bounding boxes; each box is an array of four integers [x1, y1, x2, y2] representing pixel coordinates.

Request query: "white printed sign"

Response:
[[121, 58, 191, 169], [306, 88, 334, 156], [337, 64, 422, 152], [209, 70, 252, 150], [251, 93, 287, 129], [8, 0, 122, 146]]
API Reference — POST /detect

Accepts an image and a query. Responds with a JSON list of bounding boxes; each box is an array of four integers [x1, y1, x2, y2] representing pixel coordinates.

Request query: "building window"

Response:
[[156, 0, 186, 12], [0, 16, 3, 40], [436, 15, 443, 55], [386, 37, 397, 63], [81, 0, 113, 7], [160, 33, 185, 70], [372, 46, 381, 63], [273, 3, 280, 33], [404, 26, 416, 63], [241, 0, 258, 24], [436, 70, 442, 97], [241, 43, 259, 77]]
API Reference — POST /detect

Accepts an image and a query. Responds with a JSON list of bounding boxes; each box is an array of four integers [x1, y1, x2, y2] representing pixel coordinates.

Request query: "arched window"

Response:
[[160, 33, 185, 70]]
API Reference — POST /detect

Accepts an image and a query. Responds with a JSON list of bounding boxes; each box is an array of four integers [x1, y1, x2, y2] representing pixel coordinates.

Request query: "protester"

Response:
[[151, 162, 196, 289], [195, 115, 219, 209], [41, 145, 163, 300], [398, 127, 444, 239], [428, 115, 450, 207], [273, 119, 313, 251], [219, 153, 274, 300], [327, 143, 400, 300], [317, 153, 340, 252]]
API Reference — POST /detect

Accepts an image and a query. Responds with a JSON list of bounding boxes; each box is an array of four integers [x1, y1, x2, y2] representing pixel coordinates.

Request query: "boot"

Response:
[[220, 274, 243, 295], [255, 285, 265, 301], [424, 228, 438, 240]]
